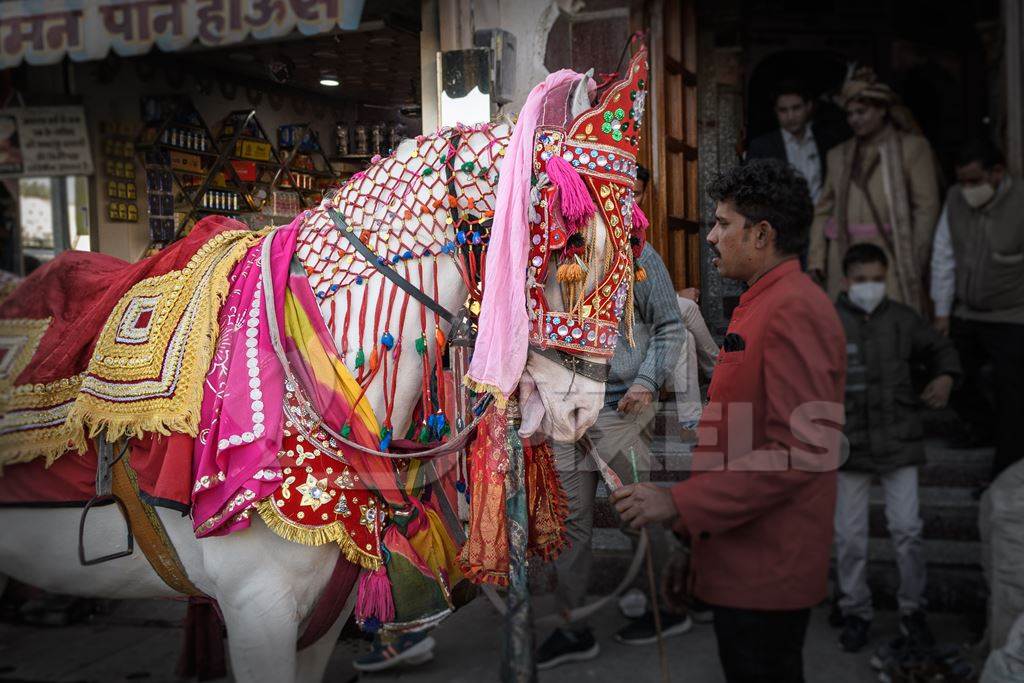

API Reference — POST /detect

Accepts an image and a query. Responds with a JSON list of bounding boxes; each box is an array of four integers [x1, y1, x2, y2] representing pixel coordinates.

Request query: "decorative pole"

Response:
[[502, 397, 536, 682]]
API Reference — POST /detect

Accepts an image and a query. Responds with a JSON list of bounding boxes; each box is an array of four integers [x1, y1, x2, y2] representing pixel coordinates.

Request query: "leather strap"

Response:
[[328, 208, 454, 323], [110, 454, 204, 596], [532, 346, 611, 383]]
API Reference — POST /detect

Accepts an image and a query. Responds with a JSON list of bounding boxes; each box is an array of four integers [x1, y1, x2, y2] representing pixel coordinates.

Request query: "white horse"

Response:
[[0, 81, 608, 683]]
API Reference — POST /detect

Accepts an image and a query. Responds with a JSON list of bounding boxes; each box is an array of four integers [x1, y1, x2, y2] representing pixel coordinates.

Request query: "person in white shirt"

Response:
[[746, 81, 844, 205], [929, 138, 1024, 480]]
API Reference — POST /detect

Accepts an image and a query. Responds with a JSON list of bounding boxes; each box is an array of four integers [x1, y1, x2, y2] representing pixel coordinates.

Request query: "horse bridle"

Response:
[[329, 130, 611, 386]]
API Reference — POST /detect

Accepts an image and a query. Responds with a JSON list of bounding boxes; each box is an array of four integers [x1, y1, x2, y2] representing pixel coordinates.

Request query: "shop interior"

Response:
[[0, 0, 422, 272]]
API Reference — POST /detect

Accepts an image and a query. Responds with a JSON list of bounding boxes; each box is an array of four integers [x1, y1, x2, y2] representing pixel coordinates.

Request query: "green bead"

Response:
[[354, 348, 365, 368], [340, 424, 352, 438], [603, 111, 613, 122], [601, 122, 612, 134], [418, 425, 430, 443], [615, 107, 624, 119], [461, 161, 475, 173], [415, 334, 427, 355], [379, 425, 389, 439], [612, 131, 623, 142], [422, 167, 434, 176]]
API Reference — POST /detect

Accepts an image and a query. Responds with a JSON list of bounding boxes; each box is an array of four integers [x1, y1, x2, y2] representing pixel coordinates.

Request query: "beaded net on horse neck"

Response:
[[294, 123, 511, 445]]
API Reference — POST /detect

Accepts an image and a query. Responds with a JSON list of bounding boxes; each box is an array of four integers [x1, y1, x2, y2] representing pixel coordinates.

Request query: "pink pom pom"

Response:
[[632, 203, 650, 232], [545, 156, 596, 232], [355, 565, 395, 625]]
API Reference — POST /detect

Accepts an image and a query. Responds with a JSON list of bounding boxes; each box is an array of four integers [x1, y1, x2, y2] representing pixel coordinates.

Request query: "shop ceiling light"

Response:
[[319, 70, 340, 87]]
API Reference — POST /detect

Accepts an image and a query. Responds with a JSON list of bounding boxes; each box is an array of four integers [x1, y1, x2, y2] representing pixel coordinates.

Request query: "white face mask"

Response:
[[961, 183, 995, 209], [848, 281, 886, 313]]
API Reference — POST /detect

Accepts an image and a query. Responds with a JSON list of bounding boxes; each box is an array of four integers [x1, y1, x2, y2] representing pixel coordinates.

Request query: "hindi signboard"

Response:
[[0, 107, 94, 177], [0, 0, 365, 68]]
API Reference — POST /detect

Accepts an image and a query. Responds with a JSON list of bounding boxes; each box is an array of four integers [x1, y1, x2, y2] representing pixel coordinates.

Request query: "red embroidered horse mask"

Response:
[[526, 45, 649, 358]]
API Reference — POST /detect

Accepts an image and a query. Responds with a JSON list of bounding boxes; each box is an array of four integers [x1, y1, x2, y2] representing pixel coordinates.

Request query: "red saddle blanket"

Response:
[[0, 216, 240, 507], [0, 433, 193, 509]]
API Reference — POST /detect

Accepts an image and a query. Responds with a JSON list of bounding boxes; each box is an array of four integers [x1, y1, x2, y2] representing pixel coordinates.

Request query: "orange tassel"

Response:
[[435, 327, 446, 349], [369, 347, 380, 371], [557, 262, 586, 283], [634, 266, 647, 282]]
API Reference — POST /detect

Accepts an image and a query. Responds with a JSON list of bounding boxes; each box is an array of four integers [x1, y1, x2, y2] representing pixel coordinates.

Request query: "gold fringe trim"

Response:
[[462, 375, 509, 410], [65, 230, 265, 447], [255, 499, 382, 571]]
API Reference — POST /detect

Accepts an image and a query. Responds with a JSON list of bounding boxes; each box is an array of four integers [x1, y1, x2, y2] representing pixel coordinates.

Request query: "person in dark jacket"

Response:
[[834, 243, 962, 653], [746, 80, 845, 204]]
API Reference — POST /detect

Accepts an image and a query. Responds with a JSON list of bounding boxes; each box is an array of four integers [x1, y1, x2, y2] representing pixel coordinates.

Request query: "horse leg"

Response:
[[200, 521, 338, 683], [294, 593, 355, 683]]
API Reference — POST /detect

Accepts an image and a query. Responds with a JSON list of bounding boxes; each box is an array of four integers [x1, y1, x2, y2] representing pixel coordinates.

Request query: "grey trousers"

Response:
[[550, 404, 672, 630], [834, 466, 926, 621]]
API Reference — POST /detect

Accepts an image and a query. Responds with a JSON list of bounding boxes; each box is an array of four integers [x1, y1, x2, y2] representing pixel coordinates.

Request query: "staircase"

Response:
[[586, 403, 989, 615]]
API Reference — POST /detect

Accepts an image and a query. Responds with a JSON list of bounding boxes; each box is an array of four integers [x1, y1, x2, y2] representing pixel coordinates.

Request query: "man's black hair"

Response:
[[636, 164, 650, 184], [706, 159, 813, 256], [842, 243, 889, 275], [955, 138, 1005, 170], [771, 80, 814, 106]]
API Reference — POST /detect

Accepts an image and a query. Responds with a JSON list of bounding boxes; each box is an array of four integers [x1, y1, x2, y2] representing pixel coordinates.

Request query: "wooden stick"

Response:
[[630, 448, 670, 682]]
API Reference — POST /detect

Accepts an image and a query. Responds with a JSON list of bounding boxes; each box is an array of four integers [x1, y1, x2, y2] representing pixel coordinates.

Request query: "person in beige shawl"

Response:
[[808, 69, 940, 312]]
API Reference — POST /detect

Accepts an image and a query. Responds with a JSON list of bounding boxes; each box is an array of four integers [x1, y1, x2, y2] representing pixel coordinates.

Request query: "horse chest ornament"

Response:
[[527, 47, 650, 358]]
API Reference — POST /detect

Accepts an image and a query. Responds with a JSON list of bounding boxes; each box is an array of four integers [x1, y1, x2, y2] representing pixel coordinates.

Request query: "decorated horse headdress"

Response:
[[466, 43, 650, 405], [528, 44, 650, 357]]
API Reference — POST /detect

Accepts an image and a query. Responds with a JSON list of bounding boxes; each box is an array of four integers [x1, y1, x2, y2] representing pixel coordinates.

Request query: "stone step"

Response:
[[592, 484, 982, 542], [585, 529, 985, 613], [639, 440, 993, 488]]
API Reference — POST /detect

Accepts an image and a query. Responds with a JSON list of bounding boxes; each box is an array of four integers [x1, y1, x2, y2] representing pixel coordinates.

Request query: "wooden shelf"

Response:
[[136, 105, 343, 243]]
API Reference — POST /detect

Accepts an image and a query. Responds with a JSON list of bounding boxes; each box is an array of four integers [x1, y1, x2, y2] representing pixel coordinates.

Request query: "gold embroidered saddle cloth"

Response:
[[0, 218, 262, 468]]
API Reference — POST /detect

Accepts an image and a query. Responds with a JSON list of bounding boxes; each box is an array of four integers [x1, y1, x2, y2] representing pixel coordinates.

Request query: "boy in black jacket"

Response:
[[834, 244, 962, 653]]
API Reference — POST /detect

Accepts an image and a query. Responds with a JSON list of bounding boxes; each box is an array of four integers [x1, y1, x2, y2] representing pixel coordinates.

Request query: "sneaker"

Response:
[[901, 611, 936, 649], [870, 636, 908, 670], [614, 611, 693, 646], [839, 615, 871, 653], [618, 587, 647, 619], [688, 598, 714, 624], [536, 628, 600, 671], [352, 632, 435, 673]]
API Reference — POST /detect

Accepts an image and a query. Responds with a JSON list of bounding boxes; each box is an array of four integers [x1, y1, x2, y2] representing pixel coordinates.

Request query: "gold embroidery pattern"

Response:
[[66, 229, 265, 445], [0, 318, 85, 467]]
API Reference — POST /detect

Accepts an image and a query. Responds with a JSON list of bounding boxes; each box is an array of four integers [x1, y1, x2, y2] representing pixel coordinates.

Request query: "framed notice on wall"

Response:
[[0, 106, 93, 178]]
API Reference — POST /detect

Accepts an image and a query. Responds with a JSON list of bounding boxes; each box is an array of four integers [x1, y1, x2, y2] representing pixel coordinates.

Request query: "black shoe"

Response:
[[352, 632, 435, 673], [828, 599, 844, 628], [839, 615, 871, 653], [537, 628, 600, 671], [614, 611, 693, 646], [900, 611, 935, 649], [688, 598, 714, 624]]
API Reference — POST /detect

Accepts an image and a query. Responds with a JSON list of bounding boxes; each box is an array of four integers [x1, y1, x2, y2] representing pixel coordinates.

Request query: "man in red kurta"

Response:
[[613, 159, 847, 682]]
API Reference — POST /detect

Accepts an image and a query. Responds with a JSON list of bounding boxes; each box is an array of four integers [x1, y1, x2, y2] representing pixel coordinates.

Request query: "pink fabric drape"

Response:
[[464, 69, 582, 406], [191, 218, 301, 536]]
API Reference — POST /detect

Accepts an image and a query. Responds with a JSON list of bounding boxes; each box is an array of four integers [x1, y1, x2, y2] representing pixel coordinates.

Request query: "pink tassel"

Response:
[[546, 156, 596, 232], [356, 565, 395, 625], [633, 203, 650, 233]]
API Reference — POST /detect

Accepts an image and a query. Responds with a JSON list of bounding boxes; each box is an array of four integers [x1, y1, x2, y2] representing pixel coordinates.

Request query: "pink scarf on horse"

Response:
[[464, 69, 581, 407], [191, 217, 300, 537]]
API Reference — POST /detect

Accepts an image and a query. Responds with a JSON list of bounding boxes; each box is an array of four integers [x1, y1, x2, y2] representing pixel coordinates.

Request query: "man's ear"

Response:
[[754, 220, 774, 248]]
